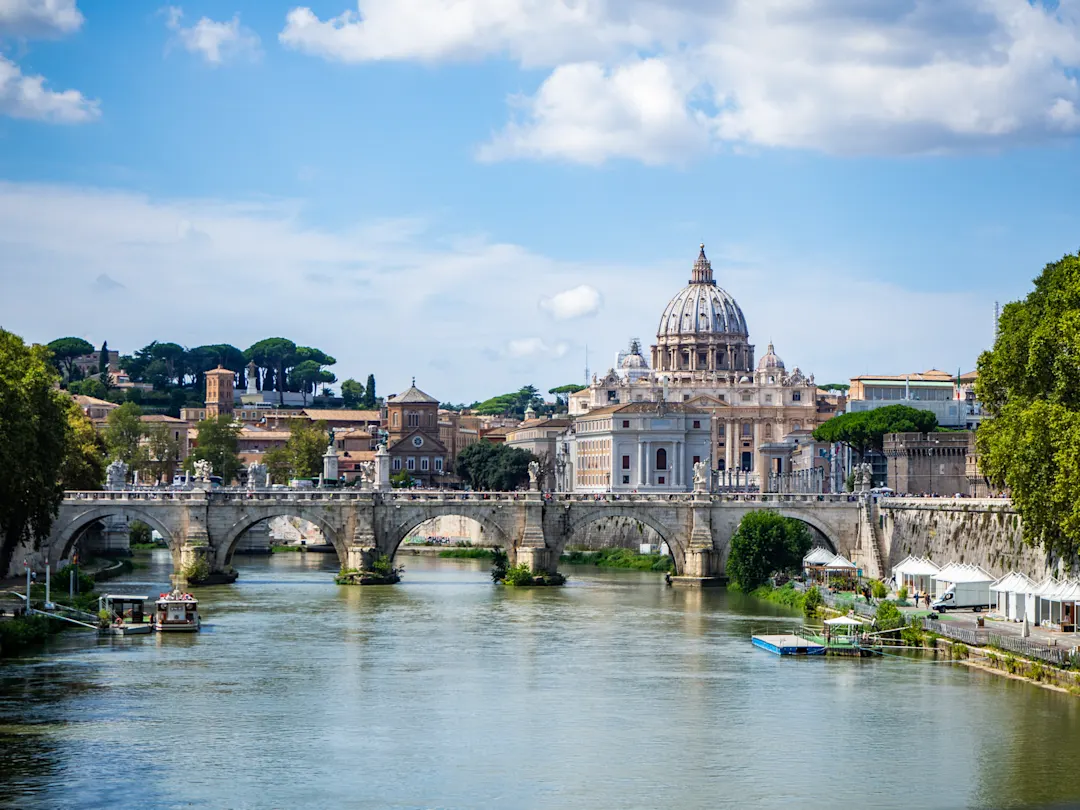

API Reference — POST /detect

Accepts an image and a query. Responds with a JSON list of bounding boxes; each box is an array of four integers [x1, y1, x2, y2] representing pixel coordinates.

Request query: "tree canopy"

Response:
[[0, 331, 75, 575], [59, 403, 107, 492], [473, 386, 546, 418], [726, 511, 813, 591], [455, 442, 535, 491], [812, 404, 938, 458], [46, 337, 94, 380], [186, 415, 242, 483], [976, 251, 1080, 557]]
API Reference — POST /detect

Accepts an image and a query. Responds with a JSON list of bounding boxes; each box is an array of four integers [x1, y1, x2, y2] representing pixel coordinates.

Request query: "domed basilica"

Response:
[[569, 244, 828, 479]]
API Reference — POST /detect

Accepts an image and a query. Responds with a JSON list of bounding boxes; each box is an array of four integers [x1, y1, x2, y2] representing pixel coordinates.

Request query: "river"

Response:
[[2, 551, 1080, 809]]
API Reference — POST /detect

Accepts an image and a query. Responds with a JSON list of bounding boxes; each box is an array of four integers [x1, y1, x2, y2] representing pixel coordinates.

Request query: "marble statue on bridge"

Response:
[[528, 460, 541, 491], [105, 459, 128, 491], [247, 462, 268, 490], [193, 459, 213, 483], [693, 459, 711, 493]]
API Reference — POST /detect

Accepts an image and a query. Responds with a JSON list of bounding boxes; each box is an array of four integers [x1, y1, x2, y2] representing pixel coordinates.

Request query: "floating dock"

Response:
[[751, 634, 826, 656]]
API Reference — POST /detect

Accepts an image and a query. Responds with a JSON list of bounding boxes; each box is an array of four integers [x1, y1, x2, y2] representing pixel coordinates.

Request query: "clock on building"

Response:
[[412, 436, 424, 448]]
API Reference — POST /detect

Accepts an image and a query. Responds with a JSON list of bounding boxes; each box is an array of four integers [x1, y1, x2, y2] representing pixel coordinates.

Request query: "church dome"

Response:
[[757, 342, 784, 371], [657, 245, 748, 339]]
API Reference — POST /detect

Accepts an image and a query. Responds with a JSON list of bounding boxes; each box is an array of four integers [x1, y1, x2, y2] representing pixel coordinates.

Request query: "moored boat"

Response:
[[154, 590, 201, 632], [99, 594, 153, 635]]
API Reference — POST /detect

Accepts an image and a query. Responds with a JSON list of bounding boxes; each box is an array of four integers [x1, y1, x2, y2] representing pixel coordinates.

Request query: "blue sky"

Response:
[[2, 0, 1079, 402]]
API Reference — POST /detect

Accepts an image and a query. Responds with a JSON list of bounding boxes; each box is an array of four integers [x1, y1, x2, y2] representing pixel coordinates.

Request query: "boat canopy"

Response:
[[824, 615, 866, 626], [103, 594, 148, 602], [892, 556, 940, 578], [932, 563, 994, 584], [990, 572, 1036, 595]]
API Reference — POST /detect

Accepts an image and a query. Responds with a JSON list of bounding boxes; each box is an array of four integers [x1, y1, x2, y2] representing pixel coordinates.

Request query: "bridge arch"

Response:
[[772, 509, 839, 554], [558, 508, 685, 574], [53, 505, 179, 562], [219, 508, 347, 567], [380, 507, 514, 561]]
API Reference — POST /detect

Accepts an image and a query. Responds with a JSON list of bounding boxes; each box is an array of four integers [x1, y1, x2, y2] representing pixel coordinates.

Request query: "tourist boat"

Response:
[[153, 591, 201, 632], [98, 594, 153, 636]]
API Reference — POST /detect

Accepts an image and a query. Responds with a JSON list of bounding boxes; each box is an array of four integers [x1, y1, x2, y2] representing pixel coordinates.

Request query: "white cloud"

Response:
[[0, 53, 99, 123], [505, 338, 571, 359], [0, 182, 996, 400], [166, 6, 261, 65], [538, 284, 602, 320], [0, 0, 83, 38], [282, 0, 1080, 162]]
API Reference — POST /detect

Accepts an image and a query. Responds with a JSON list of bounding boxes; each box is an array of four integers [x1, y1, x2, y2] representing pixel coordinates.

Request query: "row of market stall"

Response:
[[802, 547, 858, 588], [890, 555, 1080, 632]]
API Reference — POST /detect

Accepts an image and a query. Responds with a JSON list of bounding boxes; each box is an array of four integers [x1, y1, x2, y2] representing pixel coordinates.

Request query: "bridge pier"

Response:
[[670, 496, 725, 587]]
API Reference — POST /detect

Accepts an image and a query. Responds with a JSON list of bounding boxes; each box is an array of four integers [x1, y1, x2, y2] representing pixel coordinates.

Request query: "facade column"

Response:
[[638, 441, 646, 486], [674, 442, 683, 488], [644, 441, 652, 486], [752, 419, 762, 476], [725, 421, 734, 472]]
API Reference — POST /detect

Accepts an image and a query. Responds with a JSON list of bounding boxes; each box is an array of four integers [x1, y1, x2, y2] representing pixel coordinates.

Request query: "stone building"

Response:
[[204, 366, 235, 419], [568, 245, 824, 483], [384, 379, 449, 487], [559, 402, 710, 493], [504, 414, 572, 490], [883, 431, 972, 496], [438, 410, 480, 474]]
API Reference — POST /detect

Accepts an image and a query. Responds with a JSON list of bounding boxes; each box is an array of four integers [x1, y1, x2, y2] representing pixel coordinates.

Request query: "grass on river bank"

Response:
[[561, 548, 673, 572], [438, 548, 494, 559]]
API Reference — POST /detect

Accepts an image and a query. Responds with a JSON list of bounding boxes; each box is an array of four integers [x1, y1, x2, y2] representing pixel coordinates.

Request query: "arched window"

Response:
[[656, 447, 668, 470], [408, 411, 419, 428], [392, 412, 399, 427]]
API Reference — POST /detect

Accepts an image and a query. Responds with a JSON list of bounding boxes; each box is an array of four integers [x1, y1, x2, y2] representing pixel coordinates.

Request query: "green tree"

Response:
[[245, 338, 297, 405], [98, 340, 109, 377], [976, 251, 1080, 556], [284, 419, 329, 478], [391, 470, 415, 488], [0, 330, 72, 576], [812, 405, 938, 460], [144, 423, 180, 483], [455, 442, 534, 490], [59, 400, 106, 491], [726, 511, 812, 591], [362, 374, 376, 409], [875, 601, 904, 631], [104, 402, 144, 468], [549, 383, 586, 411], [263, 446, 292, 485], [473, 385, 544, 419], [289, 360, 336, 405], [46, 337, 94, 382], [341, 378, 364, 408], [187, 415, 242, 483], [129, 520, 152, 545], [68, 377, 107, 400]]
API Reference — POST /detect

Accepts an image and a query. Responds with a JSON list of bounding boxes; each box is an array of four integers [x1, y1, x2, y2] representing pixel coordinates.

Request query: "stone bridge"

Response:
[[10, 490, 874, 585]]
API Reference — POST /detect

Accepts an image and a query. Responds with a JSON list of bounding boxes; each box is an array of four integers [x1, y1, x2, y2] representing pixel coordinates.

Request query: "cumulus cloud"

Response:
[[282, 0, 1080, 162], [0, 182, 996, 400], [538, 284, 602, 320], [165, 6, 261, 65], [0, 0, 83, 38], [0, 54, 100, 123]]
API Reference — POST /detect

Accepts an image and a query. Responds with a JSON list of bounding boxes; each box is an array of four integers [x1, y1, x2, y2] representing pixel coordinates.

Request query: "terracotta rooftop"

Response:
[[300, 409, 381, 421], [72, 394, 118, 408], [388, 379, 438, 404], [139, 414, 186, 423]]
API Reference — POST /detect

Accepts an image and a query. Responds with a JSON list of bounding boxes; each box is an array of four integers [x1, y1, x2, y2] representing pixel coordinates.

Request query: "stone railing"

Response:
[[881, 497, 1014, 511]]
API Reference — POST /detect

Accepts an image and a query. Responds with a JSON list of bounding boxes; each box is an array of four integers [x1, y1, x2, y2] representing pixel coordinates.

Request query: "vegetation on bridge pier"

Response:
[[336, 555, 403, 585], [490, 549, 566, 587]]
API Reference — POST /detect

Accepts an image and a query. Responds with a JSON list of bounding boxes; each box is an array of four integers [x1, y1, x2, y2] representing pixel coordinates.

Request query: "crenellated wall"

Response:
[[880, 498, 1069, 581]]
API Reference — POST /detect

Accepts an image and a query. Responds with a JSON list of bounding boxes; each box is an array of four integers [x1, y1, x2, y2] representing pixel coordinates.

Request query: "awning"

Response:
[[933, 563, 994, 584], [990, 572, 1036, 594], [823, 554, 857, 570], [892, 556, 940, 577]]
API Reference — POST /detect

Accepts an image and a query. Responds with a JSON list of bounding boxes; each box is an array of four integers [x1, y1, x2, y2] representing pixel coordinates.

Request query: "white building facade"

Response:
[[560, 403, 711, 494], [568, 245, 826, 484]]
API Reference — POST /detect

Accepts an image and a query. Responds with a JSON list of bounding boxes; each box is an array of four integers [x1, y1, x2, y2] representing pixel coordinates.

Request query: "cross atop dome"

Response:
[[690, 243, 715, 285]]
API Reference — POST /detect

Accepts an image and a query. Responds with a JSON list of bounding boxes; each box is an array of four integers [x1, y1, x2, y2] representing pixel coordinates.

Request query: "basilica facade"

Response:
[[568, 245, 831, 481]]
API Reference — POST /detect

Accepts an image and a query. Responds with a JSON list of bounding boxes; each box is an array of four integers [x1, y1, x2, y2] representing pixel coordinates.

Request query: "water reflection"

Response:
[[2, 553, 1080, 809]]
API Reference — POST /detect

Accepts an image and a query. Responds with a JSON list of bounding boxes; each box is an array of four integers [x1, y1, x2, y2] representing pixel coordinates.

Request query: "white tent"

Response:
[[824, 615, 865, 626], [892, 556, 940, 599], [932, 563, 994, 598], [990, 572, 1036, 622], [1037, 578, 1080, 631], [803, 547, 835, 566], [824, 554, 856, 570]]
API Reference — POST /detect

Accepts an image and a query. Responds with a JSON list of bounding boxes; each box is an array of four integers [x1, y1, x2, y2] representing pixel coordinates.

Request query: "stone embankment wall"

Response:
[[880, 499, 1066, 581]]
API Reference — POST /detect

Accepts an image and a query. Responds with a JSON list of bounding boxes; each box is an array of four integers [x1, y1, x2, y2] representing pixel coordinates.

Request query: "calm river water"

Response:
[[3, 551, 1080, 809]]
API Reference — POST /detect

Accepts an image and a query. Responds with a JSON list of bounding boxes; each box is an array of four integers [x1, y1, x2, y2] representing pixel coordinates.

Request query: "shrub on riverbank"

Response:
[[0, 614, 58, 657], [803, 586, 823, 617], [130, 542, 167, 550], [272, 545, 304, 553], [870, 580, 887, 599], [439, 548, 494, 559], [746, 582, 807, 613], [561, 548, 672, 572], [875, 601, 904, 631]]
